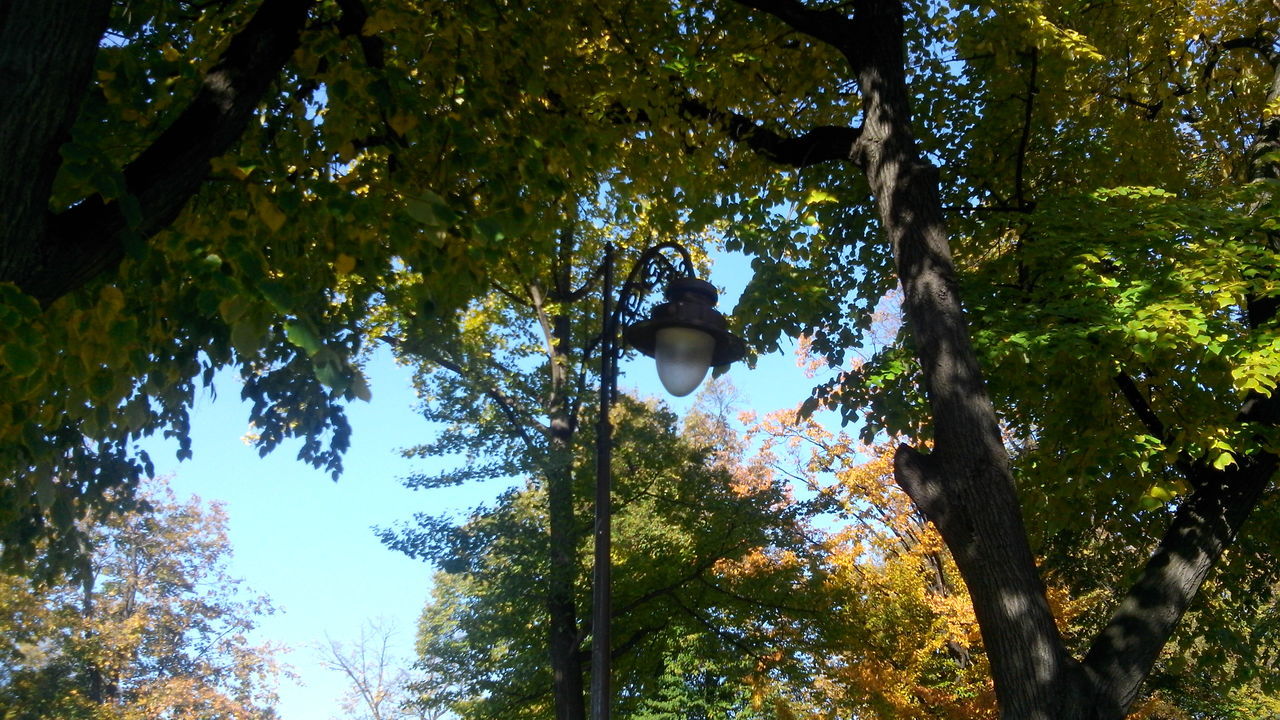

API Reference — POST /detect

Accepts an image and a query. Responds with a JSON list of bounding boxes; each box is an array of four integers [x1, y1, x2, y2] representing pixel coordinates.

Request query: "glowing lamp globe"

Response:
[[624, 277, 747, 397]]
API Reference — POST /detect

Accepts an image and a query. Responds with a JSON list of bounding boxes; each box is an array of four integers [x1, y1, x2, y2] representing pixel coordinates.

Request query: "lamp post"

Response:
[[591, 241, 747, 720]]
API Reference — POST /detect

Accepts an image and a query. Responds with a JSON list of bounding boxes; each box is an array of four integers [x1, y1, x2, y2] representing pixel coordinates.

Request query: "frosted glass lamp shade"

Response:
[[655, 326, 716, 397]]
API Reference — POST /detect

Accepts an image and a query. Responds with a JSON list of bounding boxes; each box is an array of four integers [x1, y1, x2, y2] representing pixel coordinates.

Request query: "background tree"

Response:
[[0, 478, 281, 719], [393, 389, 820, 720], [321, 619, 446, 720], [737, 412, 995, 720], [378, 223, 650, 720]]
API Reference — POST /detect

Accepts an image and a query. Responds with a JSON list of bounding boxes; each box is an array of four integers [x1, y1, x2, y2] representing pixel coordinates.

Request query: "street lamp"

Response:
[[591, 241, 747, 720]]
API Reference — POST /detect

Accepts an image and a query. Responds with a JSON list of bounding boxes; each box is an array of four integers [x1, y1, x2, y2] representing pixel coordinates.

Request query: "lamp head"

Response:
[[624, 277, 747, 397]]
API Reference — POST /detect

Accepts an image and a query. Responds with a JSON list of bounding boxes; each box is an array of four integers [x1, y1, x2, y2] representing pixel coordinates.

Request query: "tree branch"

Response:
[[1084, 57, 1280, 709], [25, 0, 316, 306], [1082, 453, 1276, 714], [384, 335, 546, 457], [729, 0, 858, 55], [609, 622, 671, 663], [426, 351, 545, 457], [680, 98, 862, 168], [670, 595, 756, 656], [1013, 48, 1038, 211], [695, 575, 815, 616], [1112, 372, 1166, 442]]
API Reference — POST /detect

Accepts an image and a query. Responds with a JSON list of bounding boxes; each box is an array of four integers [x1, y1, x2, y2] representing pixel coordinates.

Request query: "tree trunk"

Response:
[[725, 2, 1280, 718], [540, 229, 587, 720], [842, 4, 1084, 716], [0, 0, 110, 293]]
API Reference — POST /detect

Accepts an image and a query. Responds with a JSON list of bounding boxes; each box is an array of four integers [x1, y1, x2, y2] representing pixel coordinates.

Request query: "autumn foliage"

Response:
[[727, 408, 993, 720], [0, 481, 280, 720]]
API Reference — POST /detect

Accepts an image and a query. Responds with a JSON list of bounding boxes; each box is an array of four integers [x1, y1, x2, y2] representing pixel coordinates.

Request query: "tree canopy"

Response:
[[396, 392, 821, 720], [3, 0, 1280, 717]]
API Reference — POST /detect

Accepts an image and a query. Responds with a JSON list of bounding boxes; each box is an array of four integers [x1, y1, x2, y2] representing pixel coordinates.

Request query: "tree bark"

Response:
[[733, 0, 1079, 714], [840, 3, 1082, 715], [0, 0, 111, 295], [541, 229, 587, 720]]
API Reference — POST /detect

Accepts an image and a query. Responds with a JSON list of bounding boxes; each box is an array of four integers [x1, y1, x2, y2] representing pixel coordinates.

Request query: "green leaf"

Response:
[[258, 280, 293, 314], [3, 342, 40, 377], [796, 396, 821, 422], [405, 191, 456, 227], [284, 320, 324, 357], [120, 193, 144, 229], [35, 475, 56, 512], [404, 197, 438, 225], [230, 318, 265, 358], [349, 371, 373, 402], [805, 188, 838, 205], [88, 370, 115, 400], [473, 216, 506, 242], [312, 348, 348, 391]]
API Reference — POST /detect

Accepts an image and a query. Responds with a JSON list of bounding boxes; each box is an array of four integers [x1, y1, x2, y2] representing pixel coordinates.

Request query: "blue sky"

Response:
[[142, 251, 830, 719]]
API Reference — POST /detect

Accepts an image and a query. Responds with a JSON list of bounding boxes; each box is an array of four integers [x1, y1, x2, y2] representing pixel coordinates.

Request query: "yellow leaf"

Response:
[[363, 9, 397, 35], [99, 286, 125, 313], [388, 113, 419, 136], [254, 195, 287, 232], [334, 253, 357, 275]]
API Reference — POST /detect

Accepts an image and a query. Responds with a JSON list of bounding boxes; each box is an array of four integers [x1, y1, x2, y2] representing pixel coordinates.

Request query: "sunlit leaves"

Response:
[[741, 411, 995, 719], [957, 185, 1280, 530]]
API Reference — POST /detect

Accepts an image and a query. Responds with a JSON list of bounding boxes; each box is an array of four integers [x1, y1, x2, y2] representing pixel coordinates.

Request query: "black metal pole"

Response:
[[590, 243, 616, 720]]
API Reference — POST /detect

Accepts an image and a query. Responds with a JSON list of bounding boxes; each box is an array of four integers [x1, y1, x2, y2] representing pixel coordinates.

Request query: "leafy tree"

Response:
[[0, 0, 677, 572], [692, 1, 1280, 716], [0, 479, 281, 719], [0, 0, 752, 574], [738, 413, 995, 720], [395, 390, 818, 720], [7, 0, 1280, 715], [378, 225, 645, 720]]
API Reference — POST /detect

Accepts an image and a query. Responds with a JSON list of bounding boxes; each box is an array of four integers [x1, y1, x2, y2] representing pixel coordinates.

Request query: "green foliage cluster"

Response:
[[629, 642, 768, 720], [1, 0, 851, 570], [398, 396, 818, 720], [971, 188, 1280, 513]]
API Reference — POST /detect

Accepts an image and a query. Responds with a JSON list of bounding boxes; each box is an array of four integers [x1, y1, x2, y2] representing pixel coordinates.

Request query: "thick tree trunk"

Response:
[[725, 5, 1082, 713], [843, 4, 1083, 716], [0, 0, 111, 293]]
